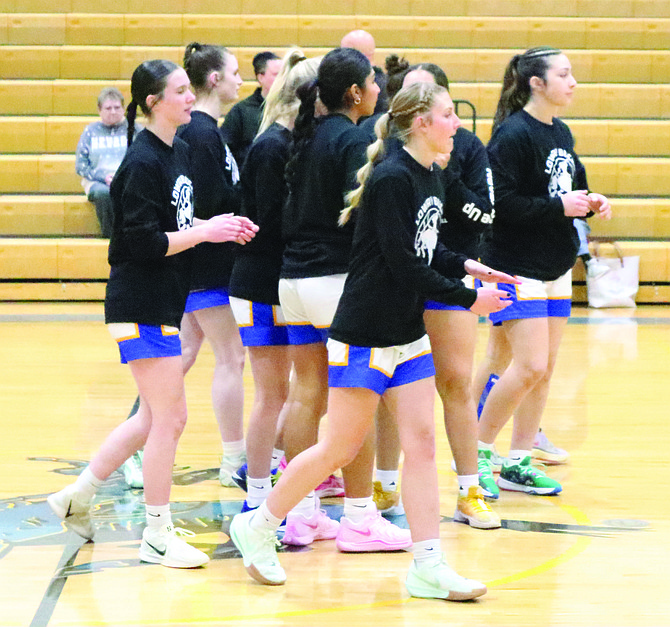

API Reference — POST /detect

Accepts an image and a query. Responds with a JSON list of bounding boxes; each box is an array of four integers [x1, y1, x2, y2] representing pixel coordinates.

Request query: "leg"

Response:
[[478, 317, 550, 445], [510, 317, 568, 451], [191, 305, 245, 444], [425, 309, 478, 476], [245, 345, 291, 479], [87, 183, 113, 238], [281, 342, 328, 462]]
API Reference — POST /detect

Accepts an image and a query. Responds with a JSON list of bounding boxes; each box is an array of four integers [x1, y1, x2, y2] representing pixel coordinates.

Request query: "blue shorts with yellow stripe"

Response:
[[484, 270, 572, 326], [327, 335, 435, 395], [107, 323, 181, 363], [229, 296, 289, 347]]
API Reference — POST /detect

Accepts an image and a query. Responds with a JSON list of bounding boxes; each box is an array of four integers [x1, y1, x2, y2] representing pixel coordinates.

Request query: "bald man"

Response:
[[340, 30, 388, 114]]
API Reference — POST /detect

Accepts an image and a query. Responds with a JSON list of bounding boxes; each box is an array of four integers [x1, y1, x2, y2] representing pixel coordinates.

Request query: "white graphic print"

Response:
[[545, 148, 576, 198], [415, 196, 443, 264], [171, 174, 194, 231], [225, 145, 240, 184]]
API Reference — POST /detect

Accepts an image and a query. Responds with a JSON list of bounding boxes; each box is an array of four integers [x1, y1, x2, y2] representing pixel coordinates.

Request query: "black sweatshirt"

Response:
[[229, 123, 290, 305], [482, 110, 587, 281], [329, 148, 477, 348], [440, 127, 495, 259], [105, 129, 194, 328], [177, 111, 241, 291], [280, 114, 369, 279], [221, 87, 264, 167]]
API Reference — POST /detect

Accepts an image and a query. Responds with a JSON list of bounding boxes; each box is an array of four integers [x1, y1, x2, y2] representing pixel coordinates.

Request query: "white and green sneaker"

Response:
[[229, 509, 286, 585], [498, 456, 562, 495], [477, 456, 499, 499], [47, 484, 94, 540], [406, 557, 487, 601], [478, 445, 503, 473], [122, 450, 144, 489], [220, 453, 247, 487], [139, 523, 209, 568]]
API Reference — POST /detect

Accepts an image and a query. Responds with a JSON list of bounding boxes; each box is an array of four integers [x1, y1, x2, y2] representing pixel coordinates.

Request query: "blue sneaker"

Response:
[[232, 464, 279, 492]]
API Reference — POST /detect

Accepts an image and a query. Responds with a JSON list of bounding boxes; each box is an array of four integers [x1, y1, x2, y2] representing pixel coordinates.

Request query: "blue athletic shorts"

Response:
[[184, 288, 230, 313], [425, 276, 477, 312], [327, 335, 435, 395], [229, 297, 289, 347], [108, 323, 182, 363], [484, 270, 572, 326]]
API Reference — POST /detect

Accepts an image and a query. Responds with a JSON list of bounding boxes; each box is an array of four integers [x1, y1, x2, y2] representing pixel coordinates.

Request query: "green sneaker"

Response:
[[229, 509, 286, 585], [498, 456, 562, 495], [478, 445, 503, 473], [477, 456, 499, 499]]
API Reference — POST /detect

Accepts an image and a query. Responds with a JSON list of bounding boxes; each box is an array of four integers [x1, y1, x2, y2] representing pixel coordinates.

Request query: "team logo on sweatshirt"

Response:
[[415, 196, 443, 264], [225, 146, 240, 184], [171, 175, 194, 230], [545, 148, 576, 198]]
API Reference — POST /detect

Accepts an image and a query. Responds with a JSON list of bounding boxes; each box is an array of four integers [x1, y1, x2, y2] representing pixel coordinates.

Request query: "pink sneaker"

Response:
[[315, 474, 345, 498], [282, 508, 340, 546], [336, 512, 412, 552]]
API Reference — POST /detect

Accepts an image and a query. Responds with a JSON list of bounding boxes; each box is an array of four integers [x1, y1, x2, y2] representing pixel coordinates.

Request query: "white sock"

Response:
[[222, 439, 245, 458], [343, 496, 375, 523], [290, 492, 316, 517], [271, 449, 284, 470], [73, 466, 104, 501], [145, 503, 171, 529], [507, 450, 531, 464], [478, 440, 495, 451], [247, 476, 273, 508], [412, 539, 443, 567], [250, 501, 282, 532], [458, 474, 479, 494], [376, 469, 399, 493]]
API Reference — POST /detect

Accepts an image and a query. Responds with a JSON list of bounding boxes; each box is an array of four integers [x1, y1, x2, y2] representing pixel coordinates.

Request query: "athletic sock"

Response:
[[73, 466, 104, 502], [376, 469, 400, 493], [246, 476, 273, 508], [343, 496, 376, 523], [145, 503, 171, 529], [412, 539, 443, 567]]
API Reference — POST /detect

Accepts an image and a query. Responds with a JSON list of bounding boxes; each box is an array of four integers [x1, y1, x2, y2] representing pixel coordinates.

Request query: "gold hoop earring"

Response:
[[354, 97, 361, 105]]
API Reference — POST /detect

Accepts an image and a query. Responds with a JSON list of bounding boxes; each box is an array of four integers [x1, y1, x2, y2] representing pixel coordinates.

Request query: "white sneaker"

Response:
[[220, 453, 246, 487], [139, 523, 209, 568], [406, 557, 487, 601], [587, 258, 610, 281], [122, 450, 144, 489], [47, 485, 94, 540], [230, 509, 286, 585]]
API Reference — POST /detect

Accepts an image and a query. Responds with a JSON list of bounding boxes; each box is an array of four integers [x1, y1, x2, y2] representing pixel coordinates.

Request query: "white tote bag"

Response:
[[587, 242, 639, 308]]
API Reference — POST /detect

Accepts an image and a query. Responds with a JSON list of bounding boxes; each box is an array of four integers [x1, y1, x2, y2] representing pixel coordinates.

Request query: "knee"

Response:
[[436, 370, 472, 405], [516, 360, 548, 387], [402, 426, 436, 464]]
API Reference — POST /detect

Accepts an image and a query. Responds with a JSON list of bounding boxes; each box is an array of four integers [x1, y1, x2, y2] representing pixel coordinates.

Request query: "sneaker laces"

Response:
[[462, 493, 490, 514], [172, 527, 196, 539]]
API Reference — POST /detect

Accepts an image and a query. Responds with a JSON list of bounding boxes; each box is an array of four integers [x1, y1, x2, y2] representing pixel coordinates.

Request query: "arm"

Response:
[[441, 133, 495, 233], [75, 128, 95, 181], [370, 176, 477, 308]]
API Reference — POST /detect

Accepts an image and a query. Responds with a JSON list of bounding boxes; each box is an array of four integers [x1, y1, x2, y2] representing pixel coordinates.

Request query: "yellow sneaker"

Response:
[[373, 480, 405, 515], [453, 486, 501, 530]]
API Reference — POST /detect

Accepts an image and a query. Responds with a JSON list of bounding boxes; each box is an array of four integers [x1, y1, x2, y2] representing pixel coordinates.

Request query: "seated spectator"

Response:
[[221, 51, 281, 165], [75, 87, 136, 238]]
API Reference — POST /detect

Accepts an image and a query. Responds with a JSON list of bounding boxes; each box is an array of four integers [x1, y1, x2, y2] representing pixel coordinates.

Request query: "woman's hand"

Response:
[[464, 259, 522, 285], [588, 192, 612, 220], [203, 214, 259, 244], [561, 190, 590, 217], [470, 287, 513, 316]]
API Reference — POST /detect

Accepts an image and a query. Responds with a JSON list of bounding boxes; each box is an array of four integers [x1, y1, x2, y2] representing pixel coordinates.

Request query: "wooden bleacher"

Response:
[[0, 1, 668, 302]]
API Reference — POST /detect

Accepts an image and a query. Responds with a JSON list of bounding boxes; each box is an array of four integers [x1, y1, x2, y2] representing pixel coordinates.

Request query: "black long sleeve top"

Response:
[[329, 148, 477, 348], [280, 114, 369, 279], [177, 110, 241, 292], [228, 123, 291, 304], [105, 129, 194, 328], [482, 110, 587, 281]]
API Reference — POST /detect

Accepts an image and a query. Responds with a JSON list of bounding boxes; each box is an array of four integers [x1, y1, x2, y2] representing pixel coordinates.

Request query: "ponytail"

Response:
[[340, 113, 391, 225], [341, 81, 446, 225], [493, 46, 561, 132], [285, 79, 319, 187], [126, 100, 138, 146]]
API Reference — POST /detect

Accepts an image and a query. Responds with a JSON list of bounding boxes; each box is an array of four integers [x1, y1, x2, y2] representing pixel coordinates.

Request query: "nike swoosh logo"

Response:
[[65, 501, 72, 517], [304, 522, 319, 529], [349, 527, 373, 537], [352, 504, 367, 508], [145, 540, 167, 556], [147, 513, 161, 517]]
